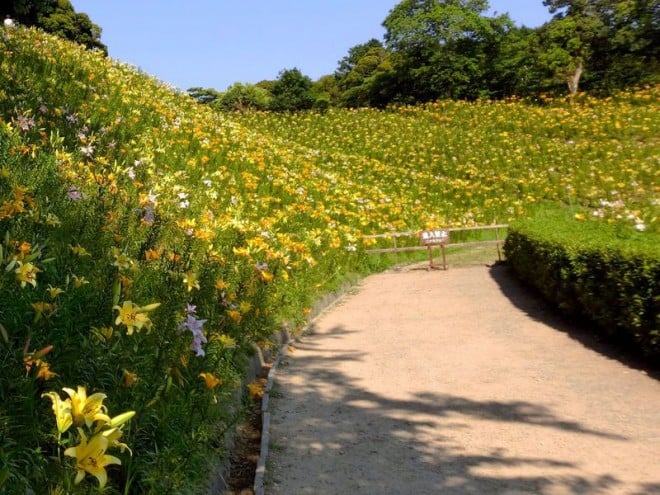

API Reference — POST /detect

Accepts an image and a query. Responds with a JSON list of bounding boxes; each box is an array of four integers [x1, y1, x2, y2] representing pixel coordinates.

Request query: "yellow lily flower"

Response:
[[62, 386, 110, 428], [183, 271, 200, 292], [227, 310, 242, 323], [113, 301, 160, 335], [232, 246, 251, 258], [45, 213, 61, 226], [111, 248, 133, 271], [64, 429, 121, 489], [199, 372, 222, 390], [34, 359, 57, 381], [71, 274, 89, 288], [247, 381, 263, 399], [213, 334, 236, 348], [122, 368, 138, 387], [14, 261, 40, 288], [69, 244, 91, 257], [42, 391, 73, 434], [46, 285, 65, 299], [32, 301, 56, 321], [18, 241, 32, 256], [144, 248, 160, 261]]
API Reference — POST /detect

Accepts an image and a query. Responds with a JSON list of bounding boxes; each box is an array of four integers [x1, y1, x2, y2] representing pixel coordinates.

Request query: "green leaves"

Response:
[[380, 0, 519, 101], [384, 0, 491, 50], [4, 0, 106, 53], [270, 68, 315, 112], [505, 207, 660, 357]]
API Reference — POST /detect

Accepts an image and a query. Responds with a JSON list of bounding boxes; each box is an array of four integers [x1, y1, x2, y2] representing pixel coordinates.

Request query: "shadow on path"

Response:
[[488, 263, 659, 379], [271, 334, 631, 494]]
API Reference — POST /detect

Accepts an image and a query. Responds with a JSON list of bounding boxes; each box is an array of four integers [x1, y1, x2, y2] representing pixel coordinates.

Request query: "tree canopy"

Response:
[[270, 68, 316, 112], [537, 0, 659, 94], [380, 0, 517, 101], [217, 83, 272, 112], [1, 0, 106, 53]]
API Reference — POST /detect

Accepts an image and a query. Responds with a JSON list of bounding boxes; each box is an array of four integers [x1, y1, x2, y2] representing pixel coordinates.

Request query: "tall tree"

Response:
[[270, 68, 316, 112], [335, 39, 385, 80], [382, 0, 507, 101], [312, 75, 341, 108], [187, 87, 222, 105], [592, 0, 660, 90], [540, 0, 608, 95], [218, 83, 272, 112], [335, 40, 392, 107], [480, 20, 542, 98], [608, 0, 659, 54], [539, 0, 659, 95]]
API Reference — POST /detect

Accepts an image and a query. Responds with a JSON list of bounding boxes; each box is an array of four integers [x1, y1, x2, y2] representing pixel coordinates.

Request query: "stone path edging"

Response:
[[253, 283, 358, 494]]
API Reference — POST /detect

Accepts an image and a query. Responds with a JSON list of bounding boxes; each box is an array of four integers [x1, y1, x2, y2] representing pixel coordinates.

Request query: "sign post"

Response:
[[419, 229, 449, 270]]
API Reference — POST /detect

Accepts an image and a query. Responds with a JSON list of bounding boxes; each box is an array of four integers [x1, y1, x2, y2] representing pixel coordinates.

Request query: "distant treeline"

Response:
[[191, 0, 659, 111], [5, 1, 656, 110]]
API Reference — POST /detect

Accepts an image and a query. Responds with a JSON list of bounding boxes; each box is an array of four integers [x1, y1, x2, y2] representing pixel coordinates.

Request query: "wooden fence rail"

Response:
[[363, 224, 509, 269]]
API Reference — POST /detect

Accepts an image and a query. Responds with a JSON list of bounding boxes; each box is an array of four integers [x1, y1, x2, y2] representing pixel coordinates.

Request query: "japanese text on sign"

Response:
[[419, 229, 450, 245]]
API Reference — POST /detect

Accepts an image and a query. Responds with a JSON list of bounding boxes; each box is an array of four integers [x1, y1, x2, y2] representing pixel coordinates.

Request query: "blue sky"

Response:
[[70, 1, 552, 92]]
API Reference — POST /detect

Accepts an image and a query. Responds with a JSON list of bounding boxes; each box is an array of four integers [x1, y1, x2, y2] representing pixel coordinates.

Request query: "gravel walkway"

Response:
[[266, 264, 660, 495]]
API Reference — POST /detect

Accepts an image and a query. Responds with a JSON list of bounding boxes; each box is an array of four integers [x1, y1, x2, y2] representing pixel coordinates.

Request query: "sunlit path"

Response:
[[267, 264, 660, 495]]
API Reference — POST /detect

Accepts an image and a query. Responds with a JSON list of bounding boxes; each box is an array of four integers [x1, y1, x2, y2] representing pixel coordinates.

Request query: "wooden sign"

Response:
[[419, 229, 449, 246]]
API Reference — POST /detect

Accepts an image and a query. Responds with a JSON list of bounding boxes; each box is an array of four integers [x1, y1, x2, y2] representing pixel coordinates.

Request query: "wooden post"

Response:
[[441, 243, 447, 270], [392, 234, 399, 265]]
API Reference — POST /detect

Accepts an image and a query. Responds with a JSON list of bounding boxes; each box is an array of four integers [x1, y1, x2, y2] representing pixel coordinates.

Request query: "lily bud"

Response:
[[108, 410, 136, 428]]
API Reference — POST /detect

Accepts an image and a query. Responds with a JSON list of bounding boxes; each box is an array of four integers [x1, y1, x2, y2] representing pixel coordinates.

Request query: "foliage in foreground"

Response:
[[0, 27, 368, 494], [504, 208, 660, 357], [0, 26, 658, 493]]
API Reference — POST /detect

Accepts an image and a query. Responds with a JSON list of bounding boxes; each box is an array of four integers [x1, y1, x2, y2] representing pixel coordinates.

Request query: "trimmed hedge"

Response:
[[504, 209, 659, 358]]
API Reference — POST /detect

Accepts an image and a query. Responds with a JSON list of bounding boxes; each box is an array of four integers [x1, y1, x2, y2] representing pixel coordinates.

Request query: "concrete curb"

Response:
[[253, 283, 356, 495], [253, 347, 286, 495]]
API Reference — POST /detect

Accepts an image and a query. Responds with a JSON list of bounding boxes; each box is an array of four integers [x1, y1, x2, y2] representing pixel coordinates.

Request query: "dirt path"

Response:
[[266, 264, 660, 495]]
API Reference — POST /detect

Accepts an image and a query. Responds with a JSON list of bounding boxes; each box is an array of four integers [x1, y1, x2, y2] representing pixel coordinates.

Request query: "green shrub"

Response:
[[504, 208, 660, 358]]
